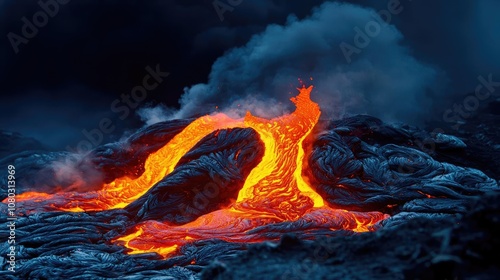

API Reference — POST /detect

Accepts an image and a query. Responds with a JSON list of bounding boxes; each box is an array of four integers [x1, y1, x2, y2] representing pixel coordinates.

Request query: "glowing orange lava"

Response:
[[114, 86, 388, 257], [14, 114, 244, 211], [8, 86, 389, 257]]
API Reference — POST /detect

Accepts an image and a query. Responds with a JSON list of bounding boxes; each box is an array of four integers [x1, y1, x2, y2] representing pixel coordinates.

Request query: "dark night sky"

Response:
[[0, 0, 499, 150]]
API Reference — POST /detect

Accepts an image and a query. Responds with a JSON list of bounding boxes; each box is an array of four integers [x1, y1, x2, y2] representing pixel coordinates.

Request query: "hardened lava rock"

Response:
[[306, 115, 498, 214], [87, 118, 194, 182], [1, 115, 498, 279], [0, 119, 193, 198], [200, 191, 500, 280], [125, 127, 264, 224]]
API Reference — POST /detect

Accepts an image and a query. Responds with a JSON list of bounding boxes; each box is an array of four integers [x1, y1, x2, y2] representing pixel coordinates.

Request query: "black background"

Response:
[[0, 0, 498, 149]]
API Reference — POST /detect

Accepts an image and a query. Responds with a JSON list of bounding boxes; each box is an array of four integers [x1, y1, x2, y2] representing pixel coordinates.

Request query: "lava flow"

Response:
[[8, 86, 388, 257], [114, 86, 387, 257], [13, 114, 243, 211]]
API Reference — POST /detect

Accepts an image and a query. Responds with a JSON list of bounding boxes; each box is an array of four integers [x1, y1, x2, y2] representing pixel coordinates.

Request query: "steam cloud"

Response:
[[47, 155, 105, 193], [141, 2, 441, 125], [12, 153, 106, 195]]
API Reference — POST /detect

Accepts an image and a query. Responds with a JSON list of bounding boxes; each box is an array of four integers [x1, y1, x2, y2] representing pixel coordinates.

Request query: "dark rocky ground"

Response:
[[0, 104, 498, 279], [201, 191, 500, 280], [428, 99, 500, 180], [200, 103, 500, 280], [0, 131, 48, 160]]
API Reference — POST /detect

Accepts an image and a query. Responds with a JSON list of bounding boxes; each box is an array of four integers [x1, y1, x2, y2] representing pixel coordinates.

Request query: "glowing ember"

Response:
[[7, 86, 388, 257]]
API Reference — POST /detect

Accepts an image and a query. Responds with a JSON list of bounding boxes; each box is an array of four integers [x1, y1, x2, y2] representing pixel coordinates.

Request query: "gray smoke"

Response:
[[141, 2, 442, 125]]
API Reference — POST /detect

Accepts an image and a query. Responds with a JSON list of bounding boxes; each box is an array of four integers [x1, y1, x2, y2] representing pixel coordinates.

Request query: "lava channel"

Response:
[[114, 86, 388, 257], [7, 86, 388, 257]]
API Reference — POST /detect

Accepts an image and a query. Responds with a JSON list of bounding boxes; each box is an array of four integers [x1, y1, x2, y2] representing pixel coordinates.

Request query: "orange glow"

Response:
[[234, 86, 324, 220], [112, 86, 388, 257], [417, 191, 435, 199], [8, 86, 389, 258], [116, 227, 178, 256], [12, 114, 243, 211], [16, 191, 52, 201], [116, 207, 387, 258]]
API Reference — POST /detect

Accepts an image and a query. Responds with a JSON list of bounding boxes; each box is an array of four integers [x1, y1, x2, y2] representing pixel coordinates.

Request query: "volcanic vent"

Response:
[[1, 86, 498, 279]]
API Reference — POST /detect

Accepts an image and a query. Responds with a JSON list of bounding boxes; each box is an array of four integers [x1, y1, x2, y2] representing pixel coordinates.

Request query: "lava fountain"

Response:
[[10, 86, 388, 258]]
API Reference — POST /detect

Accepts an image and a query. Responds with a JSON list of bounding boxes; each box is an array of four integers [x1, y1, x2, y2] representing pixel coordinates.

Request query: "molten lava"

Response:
[[9, 86, 388, 257], [14, 114, 243, 211], [235, 90, 325, 219], [115, 86, 387, 257]]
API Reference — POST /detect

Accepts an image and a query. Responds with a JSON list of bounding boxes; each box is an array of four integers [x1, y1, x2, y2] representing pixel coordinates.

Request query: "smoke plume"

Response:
[[143, 2, 441, 125]]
